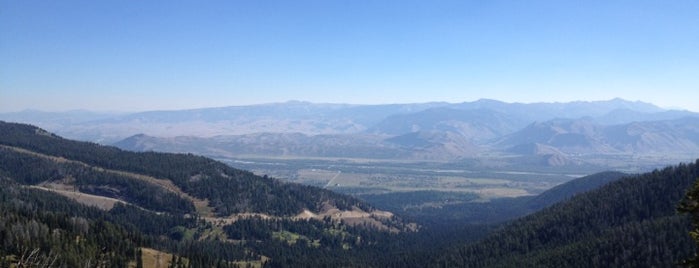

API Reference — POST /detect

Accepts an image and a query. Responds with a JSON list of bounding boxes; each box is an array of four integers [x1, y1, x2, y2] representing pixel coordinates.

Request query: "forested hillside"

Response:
[[0, 121, 411, 267], [0, 121, 372, 217], [431, 161, 698, 267]]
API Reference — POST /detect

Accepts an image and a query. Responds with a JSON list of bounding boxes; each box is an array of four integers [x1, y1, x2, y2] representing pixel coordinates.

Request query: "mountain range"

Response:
[[500, 117, 699, 154], [2, 98, 699, 167]]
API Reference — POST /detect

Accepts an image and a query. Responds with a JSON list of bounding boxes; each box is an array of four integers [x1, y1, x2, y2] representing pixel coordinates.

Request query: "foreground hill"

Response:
[[0, 121, 410, 266], [430, 161, 698, 267], [0, 121, 386, 217]]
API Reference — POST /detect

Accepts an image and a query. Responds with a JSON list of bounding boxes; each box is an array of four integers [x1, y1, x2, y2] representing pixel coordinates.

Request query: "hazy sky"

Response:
[[1, 1, 698, 112]]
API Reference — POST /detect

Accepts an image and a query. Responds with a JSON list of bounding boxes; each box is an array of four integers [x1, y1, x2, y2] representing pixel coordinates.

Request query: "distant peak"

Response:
[[127, 133, 151, 139], [609, 97, 627, 102], [471, 98, 507, 105]]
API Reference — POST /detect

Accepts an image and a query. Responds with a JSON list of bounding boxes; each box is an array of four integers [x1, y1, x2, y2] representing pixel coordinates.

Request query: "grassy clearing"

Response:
[[232, 260, 264, 268], [272, 231, 319, 247], [130, 248, 181, 268], [193, 199, 215, 217], [196, 224, 230, 241], [29, 186, 126, 210]]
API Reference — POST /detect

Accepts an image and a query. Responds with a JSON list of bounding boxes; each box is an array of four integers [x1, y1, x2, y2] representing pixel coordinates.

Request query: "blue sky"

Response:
[[1, 0, 698, 112]]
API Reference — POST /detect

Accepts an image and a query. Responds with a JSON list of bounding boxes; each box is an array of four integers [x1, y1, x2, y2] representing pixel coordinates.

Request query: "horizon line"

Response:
[[0, 97, 687, 114]]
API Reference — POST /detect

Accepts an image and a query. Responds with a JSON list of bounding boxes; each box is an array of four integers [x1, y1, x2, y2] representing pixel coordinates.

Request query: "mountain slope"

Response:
[[432, 161, 698, 267], [595, 108, 699, 125], [370, 98, 676, 138], [523, 171, 627, 211], [0, 121, 416, 267], [369, 107, 523, 142], [114, 132, 409, 159], [0, 121, 397, 219], [115, 130, 482, 160], [452, 98, 665, 121], [603, 116, 699, 154]]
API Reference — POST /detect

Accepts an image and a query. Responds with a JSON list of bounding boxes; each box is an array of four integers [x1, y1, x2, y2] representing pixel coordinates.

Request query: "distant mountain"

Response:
[[115, 130, 481, 160], [453, 98, 664, 121], [2, 98, 691, 145], [115, 132, 406, 159], [384, 130, 482, 158], [4, 98, 698, 168], [369, 107, 523, 142], [498, 118, 615, 154], [603, 117, 699, 153], [13, 101, 446, 143], [595, 108, 699, 125], [113, 116, 699, 167], [431, 161, 698, 267], [499, 117, 699, 155], [366, 98, 665, 139], [368, 99, 677, 140]]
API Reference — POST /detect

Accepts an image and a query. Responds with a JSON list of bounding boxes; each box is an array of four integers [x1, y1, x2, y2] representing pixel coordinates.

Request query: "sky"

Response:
[[1, 0, 698, 112]]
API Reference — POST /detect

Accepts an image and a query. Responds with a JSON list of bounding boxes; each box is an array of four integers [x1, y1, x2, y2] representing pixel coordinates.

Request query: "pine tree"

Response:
[[679, 175, 699, 267], [136, 248, 143, 268]]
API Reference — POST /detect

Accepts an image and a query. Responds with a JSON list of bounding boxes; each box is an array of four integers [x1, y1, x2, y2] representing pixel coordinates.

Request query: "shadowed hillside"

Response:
[[430, 161, 698, 267]]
